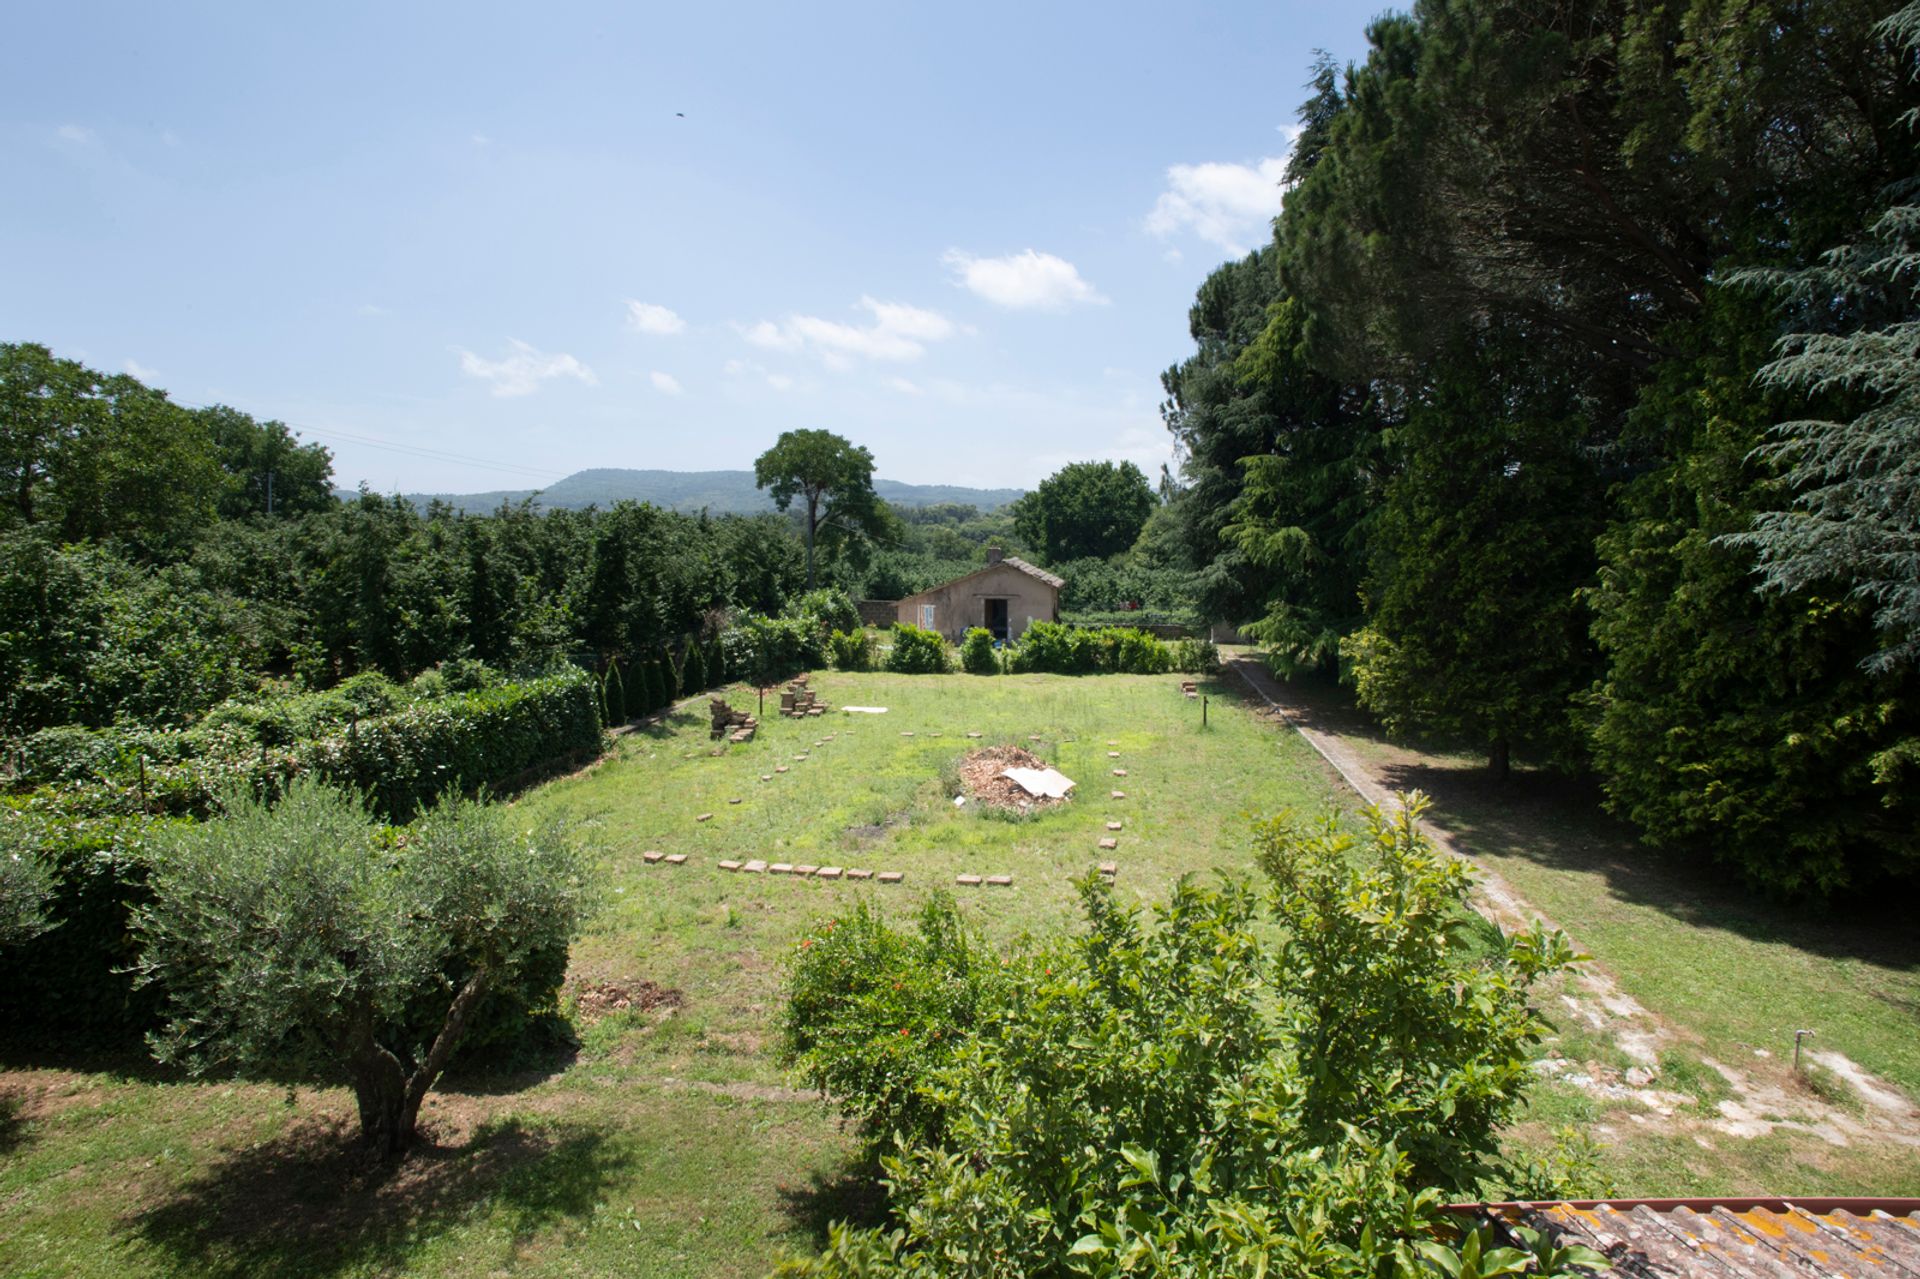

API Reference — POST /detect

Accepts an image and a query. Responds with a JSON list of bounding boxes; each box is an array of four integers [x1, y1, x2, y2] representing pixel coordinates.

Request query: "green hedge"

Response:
[[959, 628, 999, 675], [6, 670, 603, 825], [306, 670, 602, 821], [0, 805, 176, 1043], [1008, 620, 1172, 674], [886, 624, 951, 674]]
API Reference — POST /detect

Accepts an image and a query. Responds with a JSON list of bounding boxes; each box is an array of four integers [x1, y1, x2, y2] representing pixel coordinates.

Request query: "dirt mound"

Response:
[[572, 980, 684, 1022], [959, 745, 1070, 811]]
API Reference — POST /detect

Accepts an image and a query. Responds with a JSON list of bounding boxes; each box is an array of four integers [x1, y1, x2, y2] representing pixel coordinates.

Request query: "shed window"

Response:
[[920, 604, 935, 629]]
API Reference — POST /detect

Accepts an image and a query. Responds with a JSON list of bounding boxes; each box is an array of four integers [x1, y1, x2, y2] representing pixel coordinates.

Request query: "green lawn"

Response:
[[1257, 668, 1920, 1196], [8, 665, 1913, 1278], [0, 670, 1339, 1279]]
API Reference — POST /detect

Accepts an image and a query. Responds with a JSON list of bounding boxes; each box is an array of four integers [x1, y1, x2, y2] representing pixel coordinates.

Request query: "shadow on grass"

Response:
[[0, 1089, 26, 1156], [130, 1113, 631, 1279], [1237, 662, 1920, 976], [626, 708, 705, 741], [775, 1156, 890, 1249]]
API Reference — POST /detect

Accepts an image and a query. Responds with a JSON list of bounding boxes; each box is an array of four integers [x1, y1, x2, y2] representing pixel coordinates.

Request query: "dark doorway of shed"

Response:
[[985, 598, 1009, 642]]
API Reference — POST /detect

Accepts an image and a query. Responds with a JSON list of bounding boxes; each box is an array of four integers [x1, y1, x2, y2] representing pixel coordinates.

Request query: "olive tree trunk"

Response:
[[344, 970, 494, 1161]]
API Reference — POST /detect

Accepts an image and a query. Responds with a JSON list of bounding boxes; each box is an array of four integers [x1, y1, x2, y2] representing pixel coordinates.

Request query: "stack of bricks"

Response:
[[1180, 679, 1199, 699], [709, 697, 759, 743], [779, 677, 829, 719]]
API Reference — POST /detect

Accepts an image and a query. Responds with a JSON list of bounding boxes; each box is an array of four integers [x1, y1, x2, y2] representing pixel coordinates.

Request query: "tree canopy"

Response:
[[753, 428, 881, 589], [1010, 460, 1157, 564], [133, 781, 586, 1159], [1157, 0, 1920, 896]]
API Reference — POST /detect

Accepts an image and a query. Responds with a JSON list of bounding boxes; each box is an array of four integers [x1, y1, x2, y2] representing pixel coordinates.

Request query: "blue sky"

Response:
[[2, 2, 1377, 494]]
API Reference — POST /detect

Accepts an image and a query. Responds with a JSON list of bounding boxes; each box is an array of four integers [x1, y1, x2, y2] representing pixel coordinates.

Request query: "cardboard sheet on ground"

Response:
[[843, 706, 889, 713], [1000, 766, 1076, 799]]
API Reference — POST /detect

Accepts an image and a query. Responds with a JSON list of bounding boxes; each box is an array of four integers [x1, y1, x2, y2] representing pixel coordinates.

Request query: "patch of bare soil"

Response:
[[571, 980, 684, 1022], [959, 745, 1068, 811]]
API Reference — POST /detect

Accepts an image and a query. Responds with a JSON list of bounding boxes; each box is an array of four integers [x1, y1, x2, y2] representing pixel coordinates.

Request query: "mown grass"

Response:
[[0, 670, 1339, 1278], [9, 662, 1914, 1278], [1257, 666, 1920, 1195]]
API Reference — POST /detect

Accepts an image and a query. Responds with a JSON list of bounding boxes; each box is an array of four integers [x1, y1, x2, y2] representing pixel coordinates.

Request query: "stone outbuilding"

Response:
[[895, 549, 1062, 643]]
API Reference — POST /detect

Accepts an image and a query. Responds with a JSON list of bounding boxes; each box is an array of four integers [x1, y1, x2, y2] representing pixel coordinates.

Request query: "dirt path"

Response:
[[1223, 654, 1920, 1152]]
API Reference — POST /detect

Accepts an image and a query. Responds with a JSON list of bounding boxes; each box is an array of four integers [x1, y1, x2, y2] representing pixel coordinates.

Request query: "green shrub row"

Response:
[[7, 669, 603, 825], [1006, 620, 1172, 674], [307, 670, 602, 821]]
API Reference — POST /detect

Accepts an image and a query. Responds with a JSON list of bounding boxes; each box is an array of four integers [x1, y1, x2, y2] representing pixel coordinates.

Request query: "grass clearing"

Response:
[[8, 662, 1915, 1277], [0, 670, 1338, 1278], [1247, 663, 1920, 1195]]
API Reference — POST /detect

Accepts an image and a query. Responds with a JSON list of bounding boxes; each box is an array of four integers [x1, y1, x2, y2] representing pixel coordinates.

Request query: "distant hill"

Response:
[[336, 468, 1024, 515]]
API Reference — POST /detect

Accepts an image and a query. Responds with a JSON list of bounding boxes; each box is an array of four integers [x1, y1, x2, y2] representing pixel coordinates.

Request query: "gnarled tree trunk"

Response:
[[343, 970, 494, 1161]]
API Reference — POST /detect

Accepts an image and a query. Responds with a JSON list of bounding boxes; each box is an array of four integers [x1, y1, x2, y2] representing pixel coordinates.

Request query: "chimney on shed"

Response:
[[986, 545, 1005, 564]]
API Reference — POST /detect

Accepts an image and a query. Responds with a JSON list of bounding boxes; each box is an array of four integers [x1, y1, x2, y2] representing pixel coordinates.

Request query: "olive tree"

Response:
[[132, 780, 586, 1160]]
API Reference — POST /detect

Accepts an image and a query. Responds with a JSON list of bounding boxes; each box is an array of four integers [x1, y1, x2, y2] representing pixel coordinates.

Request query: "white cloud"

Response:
[[724, 358, 798, 393], [54, 123, 97, 146], [1145, 137, 1297, 254], [358, 303, 389, 317], [942, 249, 1107, 310], [740, 296, 956, 367], [887, 377, 923, 395], [455, 339, 597, 397], [124, 359, 160, 381], [625, 300, 685, 335], [649, 370, 684, 395], [471, 132, 492, 147]]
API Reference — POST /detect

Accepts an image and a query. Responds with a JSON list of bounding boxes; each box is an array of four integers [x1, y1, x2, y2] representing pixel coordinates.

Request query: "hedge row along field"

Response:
[[0, 667, 602, 1044]]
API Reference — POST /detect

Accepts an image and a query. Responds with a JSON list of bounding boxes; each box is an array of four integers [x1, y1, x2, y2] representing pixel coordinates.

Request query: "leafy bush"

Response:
[[0, 805, 175, 1041], [959, 627, 998, 675], [828, 629, 875, 671], [886, 624, 950, 674], [793, 588, 862, 638], [775, 795, 1588, 1275], [133, 780, 587, 1159], [334, 670, 403, 717], [0, 830, 56, 948], [1007, 619, 1104, 673], [1006, 620, 1175, 675], [1171, 637, 1219, 673], [781, 894, 1001, 1151], [309, 669, 602, 821], [1110, 627, 1173, 674], [725, 612, 830, 685]]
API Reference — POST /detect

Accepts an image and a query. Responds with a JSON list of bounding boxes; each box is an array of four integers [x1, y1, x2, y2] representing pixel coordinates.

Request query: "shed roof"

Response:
[[1446, 1198, 1920, 1277], [899, 556, 1063, 603]]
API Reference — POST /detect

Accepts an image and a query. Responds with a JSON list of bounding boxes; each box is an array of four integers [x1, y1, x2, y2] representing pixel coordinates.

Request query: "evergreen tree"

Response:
[[680, 641, 706, 697]]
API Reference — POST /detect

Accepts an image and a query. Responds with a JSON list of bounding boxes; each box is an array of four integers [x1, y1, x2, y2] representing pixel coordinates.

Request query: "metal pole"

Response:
[[1202, 695, 1208, 728], [1794, 1029, 1815, 1071]]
